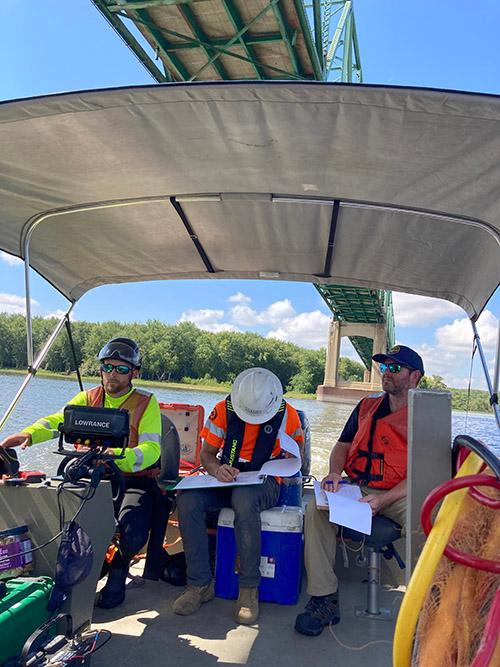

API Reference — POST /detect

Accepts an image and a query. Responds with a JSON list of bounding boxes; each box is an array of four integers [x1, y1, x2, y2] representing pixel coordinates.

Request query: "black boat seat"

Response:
[[342, 514, 402, 549], [156, 414, 181, 490], [142, 414, 180, 580], [340, 515, 405, 619]]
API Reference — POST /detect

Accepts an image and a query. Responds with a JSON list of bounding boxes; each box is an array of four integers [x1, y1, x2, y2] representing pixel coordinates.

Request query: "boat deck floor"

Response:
[[92, 561, 402, 666]]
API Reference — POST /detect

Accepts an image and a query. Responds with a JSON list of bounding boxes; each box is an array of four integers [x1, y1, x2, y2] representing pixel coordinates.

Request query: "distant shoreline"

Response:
[[0, 369, 494, 414], [0, 368, 315, 401]]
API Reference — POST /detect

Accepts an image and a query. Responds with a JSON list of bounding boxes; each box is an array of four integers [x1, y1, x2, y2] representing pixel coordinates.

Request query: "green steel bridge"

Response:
[[92, 0, 395, 368]]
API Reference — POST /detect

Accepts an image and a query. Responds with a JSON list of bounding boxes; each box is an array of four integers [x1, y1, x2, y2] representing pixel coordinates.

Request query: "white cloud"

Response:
[[44, 309, 76, 321], [230, 298, 296, 326], [0, 252, 22, 266], [178, 308, 239, 333], [179, 308, 224, 326], [391, 297, 500, 390], [393, 292, 463, 327], [415, 342, 459, 381], [229, 305, 261, 326], [265, 299, 296, 322], [228, 292, 251, 305], [435, 310, 498, 351], [204, 323, 240, 333], [267, 310, 331, 349], [0, 293, 39, 315], [411, 310, 499, 389], [180, 299, 331, 349]]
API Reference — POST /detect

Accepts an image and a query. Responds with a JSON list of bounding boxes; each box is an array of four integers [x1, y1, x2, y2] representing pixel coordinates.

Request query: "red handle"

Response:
[[421, 474, 500, 574]]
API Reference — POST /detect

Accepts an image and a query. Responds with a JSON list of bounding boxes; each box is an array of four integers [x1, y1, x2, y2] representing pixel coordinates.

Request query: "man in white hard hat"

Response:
[[174, 367, 304, 625]]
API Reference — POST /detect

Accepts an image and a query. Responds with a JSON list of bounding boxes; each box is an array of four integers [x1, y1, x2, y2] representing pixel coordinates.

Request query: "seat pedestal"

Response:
[[341, 515, 405, 621]]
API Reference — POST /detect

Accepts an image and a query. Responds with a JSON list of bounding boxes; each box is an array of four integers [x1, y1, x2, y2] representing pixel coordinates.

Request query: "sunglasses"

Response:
[[100, 362, 133, 375], [379, 362, 413, 374]]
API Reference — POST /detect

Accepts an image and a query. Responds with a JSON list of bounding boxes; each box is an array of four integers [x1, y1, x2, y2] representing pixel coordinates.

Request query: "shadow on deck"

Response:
[[92, 561, 402, 666]]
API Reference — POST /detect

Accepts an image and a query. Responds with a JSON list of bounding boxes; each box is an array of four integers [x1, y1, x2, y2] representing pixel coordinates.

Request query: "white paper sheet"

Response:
[[313, 480, 362, 509], [313, 480, 329, 509], [336, 483, 362, 501], [174, 429, 302, 491], [325, 489, 372, 535], [174, 470, 265, 491], [258, 430, 302, 477]]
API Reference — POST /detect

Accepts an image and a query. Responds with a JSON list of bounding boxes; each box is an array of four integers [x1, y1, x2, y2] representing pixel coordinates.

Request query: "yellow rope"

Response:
[[392, 452, 484, 667]]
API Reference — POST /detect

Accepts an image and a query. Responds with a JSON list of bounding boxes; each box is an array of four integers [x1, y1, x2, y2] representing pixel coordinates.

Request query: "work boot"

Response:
[[234, 587, 259, 625], [294, 593, 340, 636], [96, 567, 128, 609], [172, 581, 214, 616]]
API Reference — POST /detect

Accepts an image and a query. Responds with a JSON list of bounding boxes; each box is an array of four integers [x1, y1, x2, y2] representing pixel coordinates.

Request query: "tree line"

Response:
[[0, 313, 331, 394], [0, 314, 493, 411], [418, 375, 493, 413]]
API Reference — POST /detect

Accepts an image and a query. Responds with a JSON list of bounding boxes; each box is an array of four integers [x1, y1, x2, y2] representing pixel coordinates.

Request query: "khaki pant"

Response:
[[304, 486, 406, 597]]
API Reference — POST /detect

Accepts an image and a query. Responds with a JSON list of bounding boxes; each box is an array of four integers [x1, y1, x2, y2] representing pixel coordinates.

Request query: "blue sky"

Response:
[[1, 0, 499, 389]]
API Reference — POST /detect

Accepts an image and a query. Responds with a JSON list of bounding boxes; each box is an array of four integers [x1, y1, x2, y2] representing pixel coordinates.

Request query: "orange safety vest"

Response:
[[344, 395, 407, 489], [86, 386, 158, 476], [222, 397, 287, 471]]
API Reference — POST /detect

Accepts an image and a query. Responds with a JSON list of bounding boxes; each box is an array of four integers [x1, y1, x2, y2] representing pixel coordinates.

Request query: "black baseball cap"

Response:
[[373, 345, 424, 375]]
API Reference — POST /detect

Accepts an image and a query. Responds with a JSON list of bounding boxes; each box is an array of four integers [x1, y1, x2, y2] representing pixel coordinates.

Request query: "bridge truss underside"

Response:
[[91, 0, 362, 83], [315, 285, 395, 370]]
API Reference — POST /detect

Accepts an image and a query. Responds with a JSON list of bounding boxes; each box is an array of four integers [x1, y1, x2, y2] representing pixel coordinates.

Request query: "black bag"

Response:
[[47, 521, 94, 612]]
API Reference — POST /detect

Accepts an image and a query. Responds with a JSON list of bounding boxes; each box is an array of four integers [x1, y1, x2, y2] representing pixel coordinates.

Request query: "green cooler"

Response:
[[0, 576, 54, 664]]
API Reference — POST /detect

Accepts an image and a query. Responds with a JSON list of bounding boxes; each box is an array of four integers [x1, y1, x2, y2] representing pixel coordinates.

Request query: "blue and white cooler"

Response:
[[215, 506, 303, 605]]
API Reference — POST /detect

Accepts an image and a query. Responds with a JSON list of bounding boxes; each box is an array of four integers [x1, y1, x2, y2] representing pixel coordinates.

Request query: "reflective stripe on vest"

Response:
[[221, 396, 286, 472], [86, 386, 158, 476], [344, 395, 407, 489]]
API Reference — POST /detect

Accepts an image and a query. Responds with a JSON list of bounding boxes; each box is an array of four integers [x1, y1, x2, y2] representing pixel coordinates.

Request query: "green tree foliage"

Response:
[[287, 348, 326, 393], [1, 315, 27, 368], [0, 314, 493, 412], [419, 374, 448, 390], [0, 314, 322, 393], [450, 388, 492, 413], [413, 373, 493, 413], [338, 357, 365, 382]]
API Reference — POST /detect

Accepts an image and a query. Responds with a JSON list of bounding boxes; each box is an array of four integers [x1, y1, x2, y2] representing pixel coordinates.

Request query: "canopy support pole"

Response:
[[24, 252, 34, 368], [493, 312, 500, 398], [471, 319, 500, 430], [0, 303, 74, 434], [65, 317, 84, 392]]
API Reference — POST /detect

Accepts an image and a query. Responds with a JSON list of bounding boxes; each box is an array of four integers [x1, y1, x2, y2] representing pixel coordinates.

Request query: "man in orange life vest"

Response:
[[173, 367, 304, 625], [0, 337, 163, 610], [295, 345, 424, 637]]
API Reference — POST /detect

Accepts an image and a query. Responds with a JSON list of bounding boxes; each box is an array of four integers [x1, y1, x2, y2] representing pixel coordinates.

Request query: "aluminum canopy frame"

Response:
[[0, 81, 499, 428]]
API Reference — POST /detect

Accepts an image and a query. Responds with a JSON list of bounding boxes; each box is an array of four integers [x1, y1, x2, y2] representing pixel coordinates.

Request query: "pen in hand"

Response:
[[216, 463, 240, 483], [322, 477, 347, 492]]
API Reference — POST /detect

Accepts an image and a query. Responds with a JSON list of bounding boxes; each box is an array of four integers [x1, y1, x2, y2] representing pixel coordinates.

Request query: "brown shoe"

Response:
[[172, 581, 214, 616], [234, 587, 259, 625]]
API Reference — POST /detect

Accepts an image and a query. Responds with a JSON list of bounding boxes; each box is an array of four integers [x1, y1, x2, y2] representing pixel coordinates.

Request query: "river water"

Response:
[[0, 373, 498, 477]]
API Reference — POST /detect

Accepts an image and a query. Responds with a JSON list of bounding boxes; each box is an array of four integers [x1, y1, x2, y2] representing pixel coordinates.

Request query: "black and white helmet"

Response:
[[97, 337, 141, 368]]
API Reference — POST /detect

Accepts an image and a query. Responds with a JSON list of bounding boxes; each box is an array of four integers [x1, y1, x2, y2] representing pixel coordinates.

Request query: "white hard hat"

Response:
[[231, 367, 283, 424]]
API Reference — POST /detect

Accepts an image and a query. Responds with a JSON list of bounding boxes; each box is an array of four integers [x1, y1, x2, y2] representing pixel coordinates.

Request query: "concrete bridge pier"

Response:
[[317, 320, 386, 404]]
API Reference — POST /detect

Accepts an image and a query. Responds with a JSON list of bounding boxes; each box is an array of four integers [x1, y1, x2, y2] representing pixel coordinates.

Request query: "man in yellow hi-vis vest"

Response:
[[0, 337, 164, 609]]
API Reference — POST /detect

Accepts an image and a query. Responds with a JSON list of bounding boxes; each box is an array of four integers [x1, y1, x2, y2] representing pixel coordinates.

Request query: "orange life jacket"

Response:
[[86, 386, 158, 476], [344, 395, 407, 489]]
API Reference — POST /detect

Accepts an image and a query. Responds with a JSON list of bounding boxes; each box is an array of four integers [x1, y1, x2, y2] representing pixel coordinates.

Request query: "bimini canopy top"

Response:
[[1, 82, 499, 319]]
